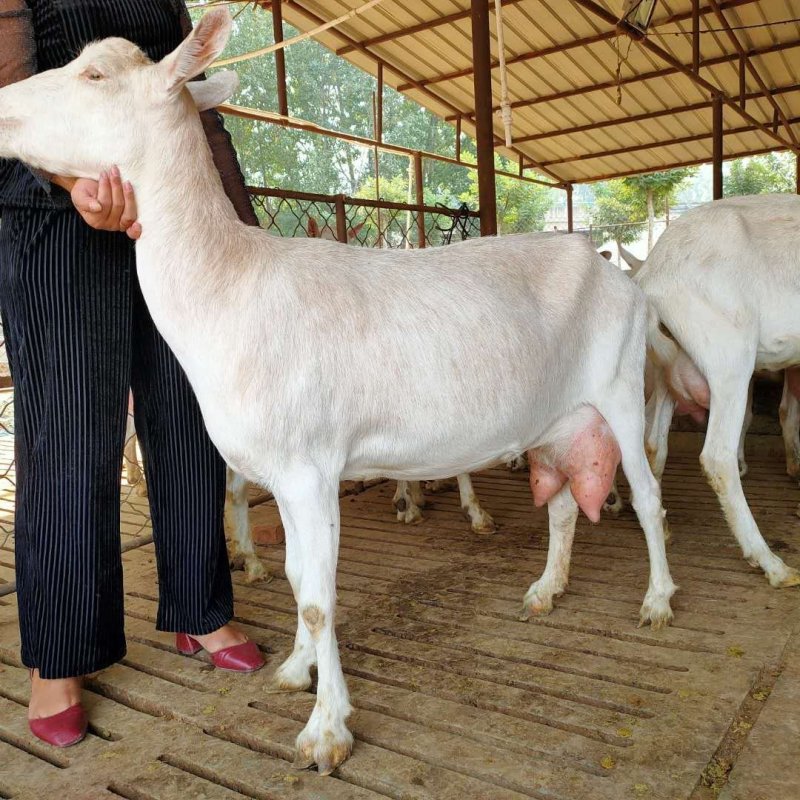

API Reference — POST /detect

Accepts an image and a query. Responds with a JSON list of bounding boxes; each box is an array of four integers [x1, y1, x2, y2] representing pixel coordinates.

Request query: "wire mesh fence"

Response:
[[0, 189, 479, 555], [248, 187, 480, 248]]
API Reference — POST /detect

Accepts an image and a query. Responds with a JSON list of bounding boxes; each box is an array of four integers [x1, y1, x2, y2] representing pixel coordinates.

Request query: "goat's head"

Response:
[[0, 8, 236, 180]]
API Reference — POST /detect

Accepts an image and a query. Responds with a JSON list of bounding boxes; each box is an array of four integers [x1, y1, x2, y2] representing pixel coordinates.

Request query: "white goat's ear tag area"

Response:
[[163, 8, 233, 93], [186, 71, 239, 111]]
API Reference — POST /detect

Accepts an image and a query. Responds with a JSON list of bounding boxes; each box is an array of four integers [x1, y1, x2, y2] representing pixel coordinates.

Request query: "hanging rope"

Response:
[[212, 0, 389, 67], [493, 0, 513, 147], [613, 31, 634, 106]]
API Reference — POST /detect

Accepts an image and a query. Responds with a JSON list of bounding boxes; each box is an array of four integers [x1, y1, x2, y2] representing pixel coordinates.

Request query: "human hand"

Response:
[[65, 166, 142, 239]]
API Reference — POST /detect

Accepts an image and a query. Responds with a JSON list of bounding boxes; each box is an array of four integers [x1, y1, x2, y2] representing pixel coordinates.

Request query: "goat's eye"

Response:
[[83, 69, 104, 81]]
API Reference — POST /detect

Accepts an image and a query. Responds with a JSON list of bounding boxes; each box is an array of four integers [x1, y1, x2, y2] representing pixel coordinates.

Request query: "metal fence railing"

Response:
[[248, 187, 481, 248]]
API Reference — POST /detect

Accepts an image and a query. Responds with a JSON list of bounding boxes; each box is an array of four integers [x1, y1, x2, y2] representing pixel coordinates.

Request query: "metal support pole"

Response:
[[471, 0, 497, 236], [712, 93, 724, 199], [272, 0, 288, 117], [414, 151, 426, 248], [335, 194, 348, 243], [455, 115, 462, 161], [796, 152, 800, 194], [566, 183, 574, 233], [376, 62, 384, 143]]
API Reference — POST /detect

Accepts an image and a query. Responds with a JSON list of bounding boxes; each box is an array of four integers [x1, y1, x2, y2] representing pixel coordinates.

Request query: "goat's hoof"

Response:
[[228, 550, 246, 572], [638, 593, 674, 630], [244, 558, 269, 584], [469, 512, 496, 535], [506, 455, 527, 471], [294, 719, 353, 775], [769, 566, 800, 588], [602, 492, 624, 517], [787, 462, 800, 480], [519, 585, 558, 620], [738, 460, 749, 478], [396, 506, 424, 525]]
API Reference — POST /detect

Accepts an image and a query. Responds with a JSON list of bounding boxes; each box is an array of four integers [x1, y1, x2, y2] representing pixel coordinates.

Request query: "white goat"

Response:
[[122, 397, 266, 583], [605, 245, 800, 520], [306, 215, 495, 533], [618, 244, 800, 479], [633, 196, 800, 587], [0, 10, 676, 773]]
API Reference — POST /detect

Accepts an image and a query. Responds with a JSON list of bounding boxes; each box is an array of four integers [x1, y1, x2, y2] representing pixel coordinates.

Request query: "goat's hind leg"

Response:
[[701, 369, 800, 587], [457, 473, 496, 534], [737, 379, 754, 478], [225, 468, 267, 583], [123, 416, 147, 496], [598, 394, 677, 629], [273, 469, 353, 774], [520, 484, 578, 619], [603, 474, 624, 516], [393, 480, 425, 524], [780, 369, 800, 479]]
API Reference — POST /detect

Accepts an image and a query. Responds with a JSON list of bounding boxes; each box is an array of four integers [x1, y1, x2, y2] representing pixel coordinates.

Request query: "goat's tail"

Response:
[[646, 304, 679, 369], [619, 245, 644, 276]]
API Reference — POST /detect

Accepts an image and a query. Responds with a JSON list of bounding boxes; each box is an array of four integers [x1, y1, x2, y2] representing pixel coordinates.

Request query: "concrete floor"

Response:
[[0, 432, 799, 800]]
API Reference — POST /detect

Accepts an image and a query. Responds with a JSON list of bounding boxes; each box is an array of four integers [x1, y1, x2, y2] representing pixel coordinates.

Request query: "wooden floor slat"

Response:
[[1, 432, 799, 799]]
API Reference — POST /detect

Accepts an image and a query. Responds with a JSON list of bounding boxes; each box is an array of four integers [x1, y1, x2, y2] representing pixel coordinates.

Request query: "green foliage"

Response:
[[191, 2, 551, 230], [724, 153, 795, 197], [622, 168, 696, 215], [589, 180, 645, 246], [589, 169, 696, 249]]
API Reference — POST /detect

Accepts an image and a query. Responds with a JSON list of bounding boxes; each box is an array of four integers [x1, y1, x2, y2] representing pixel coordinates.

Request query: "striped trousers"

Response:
[[0, 206, 233, 679]]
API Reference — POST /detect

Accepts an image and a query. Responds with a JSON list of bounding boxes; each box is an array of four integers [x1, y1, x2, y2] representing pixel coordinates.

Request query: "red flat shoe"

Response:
[[29, 703, 87, 748], [175, 633, 265, 673]]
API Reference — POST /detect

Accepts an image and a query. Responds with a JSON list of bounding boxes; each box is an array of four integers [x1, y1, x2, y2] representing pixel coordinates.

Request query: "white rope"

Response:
[[212, 0, 390, 68], [494, 0, 513, 148]]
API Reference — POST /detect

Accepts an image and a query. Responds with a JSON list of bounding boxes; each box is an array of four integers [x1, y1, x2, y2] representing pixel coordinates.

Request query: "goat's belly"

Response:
[[342, 435, 527, 482]]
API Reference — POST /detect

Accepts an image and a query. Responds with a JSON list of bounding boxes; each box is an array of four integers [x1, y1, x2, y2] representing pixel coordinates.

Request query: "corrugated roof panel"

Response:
[[271, 0, 800, 183]]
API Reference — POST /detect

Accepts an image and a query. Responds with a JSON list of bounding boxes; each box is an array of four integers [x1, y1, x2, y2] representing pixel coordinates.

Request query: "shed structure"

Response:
[[229, 0, 800, 233]]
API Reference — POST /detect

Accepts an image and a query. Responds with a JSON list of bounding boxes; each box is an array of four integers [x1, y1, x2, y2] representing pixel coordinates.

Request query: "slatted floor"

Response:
[[1, 432, 799, 800]]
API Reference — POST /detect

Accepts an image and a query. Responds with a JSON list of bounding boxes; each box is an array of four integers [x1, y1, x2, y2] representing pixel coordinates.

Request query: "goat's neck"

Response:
[[133, 110, 248, 288]]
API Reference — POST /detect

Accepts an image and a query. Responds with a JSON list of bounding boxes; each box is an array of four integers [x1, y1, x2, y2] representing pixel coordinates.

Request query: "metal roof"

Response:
[[273, 0, 800, 185]]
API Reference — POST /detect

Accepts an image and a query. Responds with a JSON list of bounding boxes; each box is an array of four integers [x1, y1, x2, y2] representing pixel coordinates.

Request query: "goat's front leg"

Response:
[[456, 474, 495, 533], [392, 480, 425, 524], [780, 369, 800, 480], [224, 468, 266, 583], [273, 470, 352, 775], [520, 484, 578, 619]]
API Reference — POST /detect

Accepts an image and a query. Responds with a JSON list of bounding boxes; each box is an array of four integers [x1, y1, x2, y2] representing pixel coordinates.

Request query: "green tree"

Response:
[[725, 153, 795, 197], [589, 180, 646, 260], [622, 169, 696, 252]]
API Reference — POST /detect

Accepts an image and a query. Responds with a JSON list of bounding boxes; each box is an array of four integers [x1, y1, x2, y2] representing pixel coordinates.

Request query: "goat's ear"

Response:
[[162, 8, 232, 95], [186, 71, 238, 111]]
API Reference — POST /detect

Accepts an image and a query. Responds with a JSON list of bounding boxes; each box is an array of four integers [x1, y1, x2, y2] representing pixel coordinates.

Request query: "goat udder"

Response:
[[528, 411, 621, 523]]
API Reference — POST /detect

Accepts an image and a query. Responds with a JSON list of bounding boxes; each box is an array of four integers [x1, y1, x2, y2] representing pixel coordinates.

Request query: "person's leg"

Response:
[[129, 271, 237, 645], [0, 208, 132, 704]]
